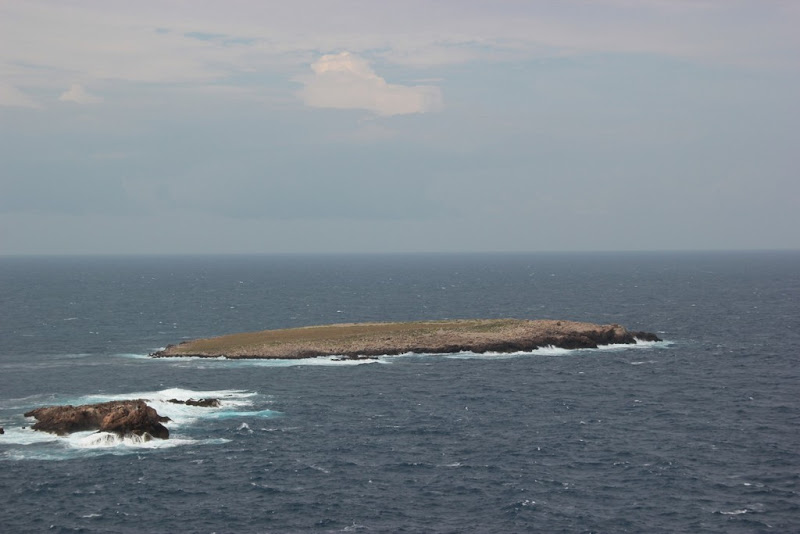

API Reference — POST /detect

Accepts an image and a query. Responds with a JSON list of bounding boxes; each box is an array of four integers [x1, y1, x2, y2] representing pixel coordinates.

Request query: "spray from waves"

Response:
[[74, 388, 280, 427], [0, 388, 274, 461], [68, 431, 228, 451]]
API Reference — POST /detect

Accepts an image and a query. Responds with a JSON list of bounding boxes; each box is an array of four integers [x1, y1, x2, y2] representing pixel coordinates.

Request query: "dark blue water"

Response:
[[1, 252, 798, 533]]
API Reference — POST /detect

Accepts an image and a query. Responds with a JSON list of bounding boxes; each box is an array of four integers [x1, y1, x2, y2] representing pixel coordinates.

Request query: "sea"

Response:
[[0, 251, 798, 533]]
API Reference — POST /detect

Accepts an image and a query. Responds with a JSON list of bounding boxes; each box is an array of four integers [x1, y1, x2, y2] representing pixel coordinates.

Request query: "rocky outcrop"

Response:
[[151, 319, 662, 360], [24, 400, 170, 439], [168, 398, 220, 407]]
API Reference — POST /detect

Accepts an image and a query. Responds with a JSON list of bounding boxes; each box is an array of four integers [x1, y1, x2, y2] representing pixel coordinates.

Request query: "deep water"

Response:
[[1, 251, 798, 533]]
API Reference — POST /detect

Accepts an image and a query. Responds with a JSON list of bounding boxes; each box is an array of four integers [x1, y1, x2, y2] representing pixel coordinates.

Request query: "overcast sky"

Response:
[[1, 0, 798, 255]]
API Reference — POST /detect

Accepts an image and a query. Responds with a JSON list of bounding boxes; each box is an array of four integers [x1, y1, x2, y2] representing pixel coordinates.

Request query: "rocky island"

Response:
[[24, 400, 171, 439], [23, 398, 220, 440], [150, 319, 661, 360]]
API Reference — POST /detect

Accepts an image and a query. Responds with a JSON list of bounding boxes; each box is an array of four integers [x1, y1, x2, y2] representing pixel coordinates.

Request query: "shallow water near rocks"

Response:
[[1, 252, 798, 532]]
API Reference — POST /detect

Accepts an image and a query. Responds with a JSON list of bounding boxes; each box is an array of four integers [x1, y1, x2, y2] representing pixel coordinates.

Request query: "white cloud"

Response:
[[58, 84, 102, 104], [0, 83, 41, 109], [299, 52, 442, 116]]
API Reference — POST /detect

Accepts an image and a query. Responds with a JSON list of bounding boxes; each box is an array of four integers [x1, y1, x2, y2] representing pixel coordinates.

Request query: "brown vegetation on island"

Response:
[[150, 319, 661, 360]]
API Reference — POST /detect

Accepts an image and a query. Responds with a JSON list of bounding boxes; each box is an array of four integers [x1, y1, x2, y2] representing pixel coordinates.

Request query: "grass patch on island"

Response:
[[167, 319, 520, 355]]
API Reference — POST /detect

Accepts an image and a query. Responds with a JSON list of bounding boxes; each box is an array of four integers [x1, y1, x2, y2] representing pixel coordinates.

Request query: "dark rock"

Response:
[[631, 331, 662, 342], [168, 398, 221, 407], [24, 400, 169, 439]]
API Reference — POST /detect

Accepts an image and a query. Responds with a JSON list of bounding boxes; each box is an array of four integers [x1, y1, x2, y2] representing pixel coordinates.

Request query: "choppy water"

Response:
[[1, 252, 798, 533]]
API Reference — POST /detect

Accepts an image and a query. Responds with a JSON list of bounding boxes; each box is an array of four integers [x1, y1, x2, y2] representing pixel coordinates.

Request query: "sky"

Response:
[[1, 0, 798, 255]]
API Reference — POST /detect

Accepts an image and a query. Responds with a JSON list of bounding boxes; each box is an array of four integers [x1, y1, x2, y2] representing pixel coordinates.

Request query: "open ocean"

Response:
[[1, 251, 798, 533]]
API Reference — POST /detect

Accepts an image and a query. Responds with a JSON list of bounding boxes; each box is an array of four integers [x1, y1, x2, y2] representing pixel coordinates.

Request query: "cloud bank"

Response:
[[299, 52, 442, 116]]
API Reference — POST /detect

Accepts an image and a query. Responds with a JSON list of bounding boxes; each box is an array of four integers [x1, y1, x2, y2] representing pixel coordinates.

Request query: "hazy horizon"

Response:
[[2, 248, 798, 259]]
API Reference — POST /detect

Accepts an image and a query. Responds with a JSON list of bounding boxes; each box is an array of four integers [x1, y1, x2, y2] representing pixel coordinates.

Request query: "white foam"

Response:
[[246, 355, 383, 367], [82, 387, 256, 405], [3, 436, 232, 461], [75, 388, 267, 426], [443, 350, 536, 359], [0, 426, 61, 445], [114, 353, 151, 359], [528, 345, 574, 356], [404, 339, 673, 360], [69, 431, 228, 450], [72, 431, 159, 449]]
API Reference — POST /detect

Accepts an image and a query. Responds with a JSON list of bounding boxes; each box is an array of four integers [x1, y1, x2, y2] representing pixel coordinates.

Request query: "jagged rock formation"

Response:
[[151, 319, 661, 360], [24, 400, 170, 439], [168, 398, 221, 407]]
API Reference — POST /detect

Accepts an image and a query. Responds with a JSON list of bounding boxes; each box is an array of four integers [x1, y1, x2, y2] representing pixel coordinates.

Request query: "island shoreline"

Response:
[[150, 319, 662, 360]]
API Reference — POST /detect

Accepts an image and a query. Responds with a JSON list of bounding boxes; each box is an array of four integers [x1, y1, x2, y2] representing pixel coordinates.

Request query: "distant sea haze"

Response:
[[1, 251, 798, 532]]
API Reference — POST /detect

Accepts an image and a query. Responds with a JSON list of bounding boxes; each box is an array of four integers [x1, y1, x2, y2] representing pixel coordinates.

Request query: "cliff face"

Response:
[[151, 319, 661, 360]]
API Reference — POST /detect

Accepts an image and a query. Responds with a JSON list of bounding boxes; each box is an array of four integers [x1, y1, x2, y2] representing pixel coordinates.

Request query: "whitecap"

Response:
[[715, 503, 764, 515]]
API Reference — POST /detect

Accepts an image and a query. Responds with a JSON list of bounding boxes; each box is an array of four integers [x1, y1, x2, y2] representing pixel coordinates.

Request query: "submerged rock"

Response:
[[24, 400, 170, 439]]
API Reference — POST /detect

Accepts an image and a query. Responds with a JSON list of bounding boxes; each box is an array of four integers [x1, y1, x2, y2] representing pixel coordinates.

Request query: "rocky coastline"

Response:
[[151, 319, 661, 360]]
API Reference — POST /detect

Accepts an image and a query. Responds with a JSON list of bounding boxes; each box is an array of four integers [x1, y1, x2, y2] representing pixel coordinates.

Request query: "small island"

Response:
[[150, 319, 661, 360], [23, 398, 221, 440], [24, 400, 171, 439]]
